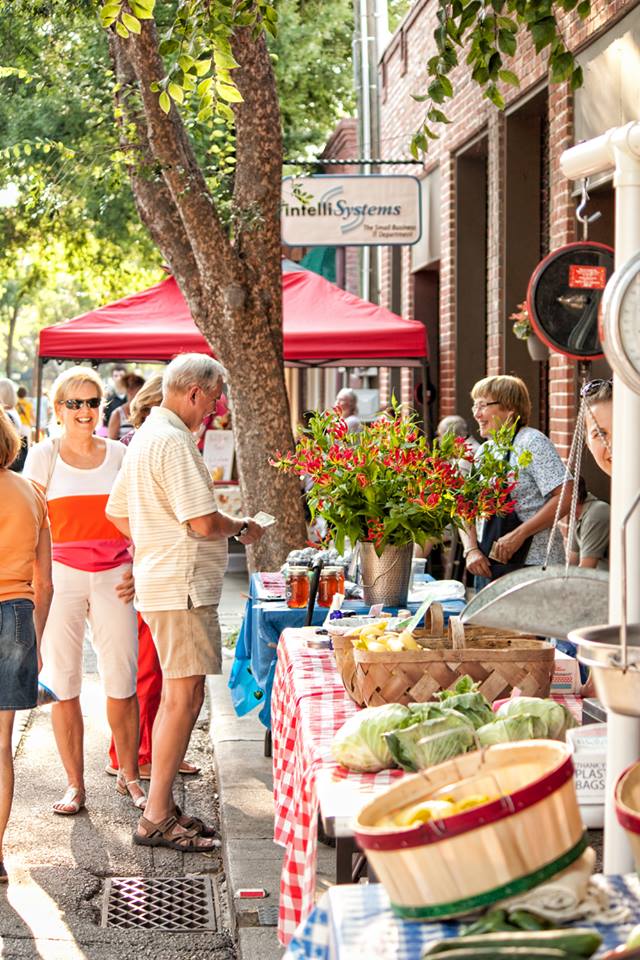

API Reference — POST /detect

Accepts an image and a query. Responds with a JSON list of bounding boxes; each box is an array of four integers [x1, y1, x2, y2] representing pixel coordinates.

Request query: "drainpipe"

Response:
[[561, 122, 640, 874]]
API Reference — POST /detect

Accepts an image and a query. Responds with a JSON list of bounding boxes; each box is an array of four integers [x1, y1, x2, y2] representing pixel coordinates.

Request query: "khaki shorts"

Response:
[[141, 605, 221, 679]]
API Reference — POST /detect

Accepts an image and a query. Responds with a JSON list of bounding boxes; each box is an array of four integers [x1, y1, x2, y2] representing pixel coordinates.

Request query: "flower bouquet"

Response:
[[271, 404, 527, 557]]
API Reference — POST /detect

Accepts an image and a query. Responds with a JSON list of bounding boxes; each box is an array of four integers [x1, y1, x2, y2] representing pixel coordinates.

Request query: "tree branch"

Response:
[[109, 36, 205, 319], [112, 22, 237, 292]]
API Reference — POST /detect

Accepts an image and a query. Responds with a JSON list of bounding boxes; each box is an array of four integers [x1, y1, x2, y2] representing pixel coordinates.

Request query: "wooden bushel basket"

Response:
[[355, 740, 585, 919], [351, 605, 554, 707], [615, 761, 640, 870]]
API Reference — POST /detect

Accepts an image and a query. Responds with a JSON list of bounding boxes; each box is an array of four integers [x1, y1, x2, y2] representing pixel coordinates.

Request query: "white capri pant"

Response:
[[40, 561, 138, 701]]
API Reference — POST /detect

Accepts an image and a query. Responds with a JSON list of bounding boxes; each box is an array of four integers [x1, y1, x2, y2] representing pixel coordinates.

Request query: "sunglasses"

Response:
[[580, 378, 612, 398], [62, 398, 101, 410]]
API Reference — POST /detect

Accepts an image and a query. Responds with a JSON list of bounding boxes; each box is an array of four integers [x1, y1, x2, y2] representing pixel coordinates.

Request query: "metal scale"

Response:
[[465, 122, 640, 872]]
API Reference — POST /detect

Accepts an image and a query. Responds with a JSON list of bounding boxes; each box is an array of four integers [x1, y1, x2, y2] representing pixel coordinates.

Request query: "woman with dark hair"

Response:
[[462, 374, 572, 584], [0, 409, 53, 880], [582, 379, 613, 478], [108, 373, 145, 441]]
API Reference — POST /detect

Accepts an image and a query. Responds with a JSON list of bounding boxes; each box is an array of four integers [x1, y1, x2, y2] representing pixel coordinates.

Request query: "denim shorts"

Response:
[[0, 599, 38, 710]]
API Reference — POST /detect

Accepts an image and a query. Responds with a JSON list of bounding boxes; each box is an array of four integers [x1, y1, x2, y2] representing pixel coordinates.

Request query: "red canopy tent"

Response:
[[37, 261, 431, 430], [39, 261, 428, 366]]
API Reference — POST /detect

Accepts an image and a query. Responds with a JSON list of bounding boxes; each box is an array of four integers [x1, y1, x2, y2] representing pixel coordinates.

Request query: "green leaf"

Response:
[[216, 82, 243, 103], [459, 0, 482, 31], [498, 68, 520, 86], [130, 1, 155, 19], [485, 83, 505, 109], [411, 93, 429, 102], [427, 107, 450, 124], [428, 79, 445, 103], [101, 2, 121, 16], [216, 101, 235, 122], [197, 105, 213, 122], [570, 65, 584, 90], [498, 29, 517, 56], [168, 82, 184, 103], [198, 77, 213, 96], [121, 13, 141, 34], [550, 51, 574, 83], [214, 49, 240, 70], [158, 90, 171, 113], [195, 58, 212, 76], [530, 16, 557, 53], [115, 21, 130, 39], [178, 54, 196, 72], [577, 0, 591, 15]]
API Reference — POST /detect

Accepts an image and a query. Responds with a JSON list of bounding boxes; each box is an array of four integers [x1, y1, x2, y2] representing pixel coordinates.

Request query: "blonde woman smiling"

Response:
[[23, 367, 143, 815]]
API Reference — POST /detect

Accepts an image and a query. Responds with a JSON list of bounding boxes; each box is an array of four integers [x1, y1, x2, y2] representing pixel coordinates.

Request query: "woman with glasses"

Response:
[[462, 375, 572, 585], [23, 367, 143, 816]]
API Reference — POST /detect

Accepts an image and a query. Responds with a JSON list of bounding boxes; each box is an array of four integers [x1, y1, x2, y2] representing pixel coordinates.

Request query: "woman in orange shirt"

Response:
[[0, 409, 53, 882]]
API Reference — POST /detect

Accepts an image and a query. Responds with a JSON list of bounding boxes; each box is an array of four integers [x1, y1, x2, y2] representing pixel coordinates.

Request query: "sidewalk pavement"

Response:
[[0, 672, 234, 959]]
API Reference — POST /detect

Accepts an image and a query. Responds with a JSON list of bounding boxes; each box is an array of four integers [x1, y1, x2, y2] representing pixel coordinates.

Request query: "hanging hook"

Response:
[[576, 177, 601, 241]]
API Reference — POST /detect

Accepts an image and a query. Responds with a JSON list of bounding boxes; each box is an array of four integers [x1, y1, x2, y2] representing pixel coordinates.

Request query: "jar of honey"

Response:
[[318, 566, 346, 607], [286, 566, 310, 609]]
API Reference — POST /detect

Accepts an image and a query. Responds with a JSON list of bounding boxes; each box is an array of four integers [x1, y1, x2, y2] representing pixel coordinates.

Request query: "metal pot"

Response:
[[359, 541, 413, 607]]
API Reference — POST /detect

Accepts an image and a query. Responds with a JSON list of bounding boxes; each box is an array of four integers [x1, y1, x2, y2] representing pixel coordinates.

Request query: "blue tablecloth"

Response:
[[284, 877, 640, 959], [228, 573, 465, 727]]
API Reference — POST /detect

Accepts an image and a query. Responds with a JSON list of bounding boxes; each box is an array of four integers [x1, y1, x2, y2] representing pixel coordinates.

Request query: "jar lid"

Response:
[[287, 565, 309, 574], [321, 565, 343, 574]]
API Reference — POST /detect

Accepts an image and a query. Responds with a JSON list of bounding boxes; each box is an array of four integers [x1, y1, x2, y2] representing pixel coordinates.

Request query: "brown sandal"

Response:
[[174, 805, 220, 843], [133, 814, 218, 852]]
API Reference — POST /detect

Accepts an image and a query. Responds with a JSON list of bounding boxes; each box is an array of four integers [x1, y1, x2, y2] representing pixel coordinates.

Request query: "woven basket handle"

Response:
[[423, 601, 444, 637], [448, 616, 467, 650]]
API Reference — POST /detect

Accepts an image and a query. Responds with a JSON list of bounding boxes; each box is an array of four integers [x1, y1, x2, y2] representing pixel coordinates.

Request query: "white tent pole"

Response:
[[561, 122, 640, 874]]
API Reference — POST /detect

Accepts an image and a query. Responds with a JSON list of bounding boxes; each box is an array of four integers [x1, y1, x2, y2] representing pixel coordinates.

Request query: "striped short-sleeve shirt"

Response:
[[106, 406, 228, 611]]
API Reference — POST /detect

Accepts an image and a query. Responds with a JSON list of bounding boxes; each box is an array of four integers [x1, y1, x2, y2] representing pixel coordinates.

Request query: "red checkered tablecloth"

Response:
[[271, 628, 404, 946], [271, 628, 584, 946]]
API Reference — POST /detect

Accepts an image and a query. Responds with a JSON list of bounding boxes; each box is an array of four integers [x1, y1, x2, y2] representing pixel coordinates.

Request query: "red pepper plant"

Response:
[[271, 404, 531, 556]]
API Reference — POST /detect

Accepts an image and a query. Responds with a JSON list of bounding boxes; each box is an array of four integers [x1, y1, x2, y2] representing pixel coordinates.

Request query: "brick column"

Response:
[[439, 152, 456, 415], [548, 81, 578, 460], [486, 111, 506, 376]]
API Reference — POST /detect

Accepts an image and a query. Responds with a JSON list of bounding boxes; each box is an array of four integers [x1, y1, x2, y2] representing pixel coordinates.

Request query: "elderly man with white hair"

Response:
[[107, 353, 264, 851], [335, 387, 362, 434]]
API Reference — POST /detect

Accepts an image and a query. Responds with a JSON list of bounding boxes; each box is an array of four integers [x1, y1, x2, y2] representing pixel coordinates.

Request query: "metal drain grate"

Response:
[[101, 876, 217, 931], [257, 904, 279, 926]]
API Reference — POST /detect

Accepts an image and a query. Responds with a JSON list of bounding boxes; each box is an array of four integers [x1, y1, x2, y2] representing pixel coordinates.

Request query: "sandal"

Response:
[[116, 771, 147, 810], [133, 814, 218, 852], [174, 805, 220, 843], [53, 786, 86, 816], [136, 761, 201, 782]]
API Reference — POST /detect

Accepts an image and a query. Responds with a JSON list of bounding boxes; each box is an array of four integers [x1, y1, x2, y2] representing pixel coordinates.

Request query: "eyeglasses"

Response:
[[472, 401, 500, 415], [62, 398, 101, 410], [580, 378, 612, 398]]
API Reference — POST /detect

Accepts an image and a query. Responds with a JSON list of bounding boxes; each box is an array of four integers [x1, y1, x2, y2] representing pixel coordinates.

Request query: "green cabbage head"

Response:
[[331, 703, 410, 772]]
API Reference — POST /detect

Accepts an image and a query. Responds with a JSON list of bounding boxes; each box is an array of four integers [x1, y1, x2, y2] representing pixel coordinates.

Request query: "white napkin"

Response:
[[407, 579, 466, 603], [499, 848, 630, 924]]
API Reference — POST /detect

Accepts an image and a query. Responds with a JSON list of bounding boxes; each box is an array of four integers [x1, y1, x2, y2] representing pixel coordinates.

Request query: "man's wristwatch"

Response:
[[234, 520, 249, 541]]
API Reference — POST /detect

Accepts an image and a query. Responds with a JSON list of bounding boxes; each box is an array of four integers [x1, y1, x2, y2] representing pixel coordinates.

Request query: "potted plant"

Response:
[[271, 405, 526, 605], [510, 300, 548, 361]]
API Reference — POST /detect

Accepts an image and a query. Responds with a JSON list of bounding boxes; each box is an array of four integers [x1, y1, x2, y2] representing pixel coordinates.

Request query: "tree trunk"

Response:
[[5, 302, 19, 379], [111, 21, 307, 571]]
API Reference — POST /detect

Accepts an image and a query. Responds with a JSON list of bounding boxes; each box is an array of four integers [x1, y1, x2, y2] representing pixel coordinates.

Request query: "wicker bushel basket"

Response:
[[614, 761, 640, 870], [351, 609, 554, 707], [355, 740, 585, 920]]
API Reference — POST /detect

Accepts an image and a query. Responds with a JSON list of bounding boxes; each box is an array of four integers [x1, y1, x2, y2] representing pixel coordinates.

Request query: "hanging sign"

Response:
[[526, 241, 615, 360], [281, 175, 422, 247]]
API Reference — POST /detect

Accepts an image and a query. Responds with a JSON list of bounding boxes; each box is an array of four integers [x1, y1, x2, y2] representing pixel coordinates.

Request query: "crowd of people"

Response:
[[0, 361, 614, 877], [0, 354, 265, 874]]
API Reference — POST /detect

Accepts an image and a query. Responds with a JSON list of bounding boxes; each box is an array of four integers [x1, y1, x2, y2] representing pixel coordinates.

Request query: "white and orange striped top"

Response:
[[23, 438, 131, 571]]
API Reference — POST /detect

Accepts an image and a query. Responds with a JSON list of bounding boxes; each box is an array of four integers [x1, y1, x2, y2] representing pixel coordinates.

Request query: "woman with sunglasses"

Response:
[[23, 367, 143, 815], [462, 375, 572, 585]]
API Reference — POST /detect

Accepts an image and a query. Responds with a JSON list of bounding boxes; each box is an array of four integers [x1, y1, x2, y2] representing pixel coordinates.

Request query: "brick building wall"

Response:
[[379, 0, 637, 453]]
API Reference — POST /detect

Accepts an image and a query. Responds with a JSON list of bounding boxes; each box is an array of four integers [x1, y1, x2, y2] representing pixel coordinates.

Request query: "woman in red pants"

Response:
[[106, 374, 199, 779]]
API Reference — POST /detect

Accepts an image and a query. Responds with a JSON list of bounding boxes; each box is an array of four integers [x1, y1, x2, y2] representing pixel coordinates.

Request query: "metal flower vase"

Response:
[[359, 541, 414, 607]]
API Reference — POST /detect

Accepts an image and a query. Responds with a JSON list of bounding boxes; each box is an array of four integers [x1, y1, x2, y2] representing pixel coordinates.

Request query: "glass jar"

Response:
[[286, 566, 310, 609], [318, 566, 346, 608]]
